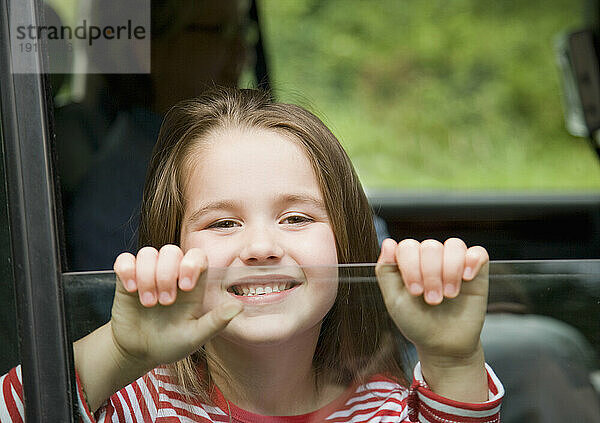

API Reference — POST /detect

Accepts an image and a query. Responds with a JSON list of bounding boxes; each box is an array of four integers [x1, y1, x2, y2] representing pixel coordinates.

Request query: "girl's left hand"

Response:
[[375, 237, 489, 359]]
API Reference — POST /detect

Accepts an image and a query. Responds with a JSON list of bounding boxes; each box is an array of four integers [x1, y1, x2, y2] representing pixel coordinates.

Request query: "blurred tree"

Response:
[[261, 0, 600, 189]]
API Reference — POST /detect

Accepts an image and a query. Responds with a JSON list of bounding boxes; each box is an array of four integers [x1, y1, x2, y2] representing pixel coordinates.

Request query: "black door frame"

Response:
[[0, 0, 75, 420]]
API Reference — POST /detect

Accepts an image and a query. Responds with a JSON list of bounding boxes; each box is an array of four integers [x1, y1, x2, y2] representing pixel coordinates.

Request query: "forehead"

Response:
[[183, 127, 322, 204]]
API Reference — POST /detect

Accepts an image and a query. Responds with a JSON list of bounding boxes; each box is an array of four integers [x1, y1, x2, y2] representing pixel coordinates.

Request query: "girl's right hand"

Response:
[[110, 245, 243, 371]]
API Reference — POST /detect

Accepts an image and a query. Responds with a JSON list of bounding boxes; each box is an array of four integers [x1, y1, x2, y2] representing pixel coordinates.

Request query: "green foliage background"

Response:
[[260, 0, 600, 189]]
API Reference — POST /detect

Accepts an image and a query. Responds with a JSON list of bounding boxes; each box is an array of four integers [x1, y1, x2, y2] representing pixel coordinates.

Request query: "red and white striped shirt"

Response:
[[1, 363, 503, 422]]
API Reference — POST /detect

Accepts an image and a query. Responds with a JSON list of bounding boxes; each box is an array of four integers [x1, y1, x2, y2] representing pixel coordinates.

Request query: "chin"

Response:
[[222, 315, 320, 347]]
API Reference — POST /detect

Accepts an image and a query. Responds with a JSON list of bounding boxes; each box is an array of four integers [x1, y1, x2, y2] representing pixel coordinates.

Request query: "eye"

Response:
[[207, 219, 241, 230], [280, 214, 313, 225]]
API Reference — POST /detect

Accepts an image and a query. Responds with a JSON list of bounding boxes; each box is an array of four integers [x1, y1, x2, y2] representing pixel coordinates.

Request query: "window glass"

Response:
[[261, 0, 600, 190], [47, 0, 253, 271], [61, 262, 600, 422]]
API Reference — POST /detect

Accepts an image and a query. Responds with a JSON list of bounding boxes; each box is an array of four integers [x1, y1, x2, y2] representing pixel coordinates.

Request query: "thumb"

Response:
[[185, 301, 243, 347]]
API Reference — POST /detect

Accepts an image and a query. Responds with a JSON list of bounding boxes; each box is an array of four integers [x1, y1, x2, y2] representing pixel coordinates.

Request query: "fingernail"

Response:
[[142, 292, 155, 305], [159, 292, 171, 304], [180, 277, 192, 290], [221, 302, 243, 320], [444, 284, 458, 297], [463, 267, 473, 279], [409, 284, 423, 295], [426, 290, 442, 304], [126, 279, 136, 291]]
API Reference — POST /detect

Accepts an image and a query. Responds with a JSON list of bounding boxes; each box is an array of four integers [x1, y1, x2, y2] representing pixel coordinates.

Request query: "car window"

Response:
[[260, 0, 600, 190], [2, 1, 599, 421]]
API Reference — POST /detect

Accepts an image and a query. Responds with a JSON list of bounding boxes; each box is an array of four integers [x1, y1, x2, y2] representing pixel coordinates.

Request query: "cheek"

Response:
[[181, 231, 234, 267], [305, 257, 339, 312], [297, 224, 338, 266], [317, 275, 339, 315]]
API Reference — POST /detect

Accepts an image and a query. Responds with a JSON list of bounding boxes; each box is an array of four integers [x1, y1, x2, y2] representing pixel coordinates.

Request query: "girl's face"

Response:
[[180, 127, 339, 345]]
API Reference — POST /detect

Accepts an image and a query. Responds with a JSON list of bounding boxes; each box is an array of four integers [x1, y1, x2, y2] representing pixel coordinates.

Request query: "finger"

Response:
[[136, 247, 159, 307], [463, 246, 489, 281], [397, 239, 423, 296], [376, 238, 397, 265], [375, 238, 403, 302], [179, 248, 207, 291], [183, 301, 243, 348], [442, 238, 467, 298], [156, 244, 184, 305], [420, 239, 444, 305], [114, 252, 136, 292]]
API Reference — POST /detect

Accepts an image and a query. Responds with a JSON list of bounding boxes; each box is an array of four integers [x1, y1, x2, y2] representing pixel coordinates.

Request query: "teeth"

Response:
[[230, 282, 296, 296]]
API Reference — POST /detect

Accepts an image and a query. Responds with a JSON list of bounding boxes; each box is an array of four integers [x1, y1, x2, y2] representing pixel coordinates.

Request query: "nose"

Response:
[[239, 226, 284, 264]]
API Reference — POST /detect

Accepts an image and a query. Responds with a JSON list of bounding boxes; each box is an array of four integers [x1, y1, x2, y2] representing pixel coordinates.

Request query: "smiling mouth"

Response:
[[227, 276, 301, 297]]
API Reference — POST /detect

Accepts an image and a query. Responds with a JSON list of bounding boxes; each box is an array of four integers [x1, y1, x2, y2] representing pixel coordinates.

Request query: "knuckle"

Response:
[[159, 244, 182, 256], [467, 245, 489, 261], [381, 237, 396, 248], [115, 251, 133, 261], [421, 239, 443, 250], [114, 253, 134, 273], [476, 245, 489, 258], [398, 238, 419, 249], [444, 237, 467, 249], [138, 246, 158, 258]]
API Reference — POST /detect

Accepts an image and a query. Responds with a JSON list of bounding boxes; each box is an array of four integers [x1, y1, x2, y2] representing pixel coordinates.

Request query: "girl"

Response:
[[1, 87, 503, 422]]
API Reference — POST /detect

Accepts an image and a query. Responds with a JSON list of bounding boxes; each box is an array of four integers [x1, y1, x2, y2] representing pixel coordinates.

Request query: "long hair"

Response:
[[138, 87, 408, 403]]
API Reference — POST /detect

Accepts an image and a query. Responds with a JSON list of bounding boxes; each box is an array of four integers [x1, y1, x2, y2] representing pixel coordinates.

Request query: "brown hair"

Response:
[[139, 87, 408, 403]]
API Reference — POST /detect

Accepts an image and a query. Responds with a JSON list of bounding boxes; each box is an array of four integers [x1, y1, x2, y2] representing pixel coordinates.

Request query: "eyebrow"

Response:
[[186, 200, 240, 226], [185, 194, 327, 226], [276, 193, 327, 213]]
